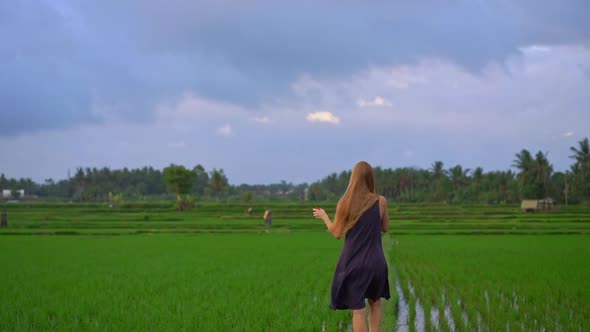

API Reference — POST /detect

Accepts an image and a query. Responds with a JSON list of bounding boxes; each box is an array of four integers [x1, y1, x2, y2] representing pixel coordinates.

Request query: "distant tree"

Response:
[[397, 168, 418, 202], [431, 161, 446, 180], [448, 165, 470, 203], [513, 149, 537, 198], [472, 167, 483, 183], [480, 170, 517, 204], [426, 162, 449, 202], [192, 164, 209, 196], [240, 191, 255, 203], [513, 149, 534, 180], [570, 138, 590, 174], [322, 173, 340, 198], [207, 169, 229, 200], [5, 139, 590, 204], [72, 167, 87, 201], [374, 167, 396, 198], [465, 167, 484, 202], [569, 137, 590, 200], [11, 189, 21, 199], [513, 149, 553, 199], [108, 192, 123, 208], [163, 165, 197, 210], [308, 182, 326, 201], [293, 183, 309, 200], [0, 173, 7, 189], [534, 151, 553, 198], [449, 165, 470, 188]]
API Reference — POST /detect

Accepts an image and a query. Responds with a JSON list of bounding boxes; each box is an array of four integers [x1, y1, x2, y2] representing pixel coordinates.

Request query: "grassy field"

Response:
[[393, 235, 590, 331], [2, 202, 590, 235], [0, 233, 397, 331], [1, 202, 589, 331]]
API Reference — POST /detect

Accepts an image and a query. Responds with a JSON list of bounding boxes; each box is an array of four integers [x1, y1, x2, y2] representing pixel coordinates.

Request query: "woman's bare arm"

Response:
[[379, 196, 389, 232], [312, 208, 338, 238]]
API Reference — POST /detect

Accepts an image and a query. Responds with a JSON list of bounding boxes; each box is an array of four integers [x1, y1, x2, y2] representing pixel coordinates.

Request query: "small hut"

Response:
[[521, 200, 539, 213], [538, 198, 555, 211], [521, 198, 555, 212]]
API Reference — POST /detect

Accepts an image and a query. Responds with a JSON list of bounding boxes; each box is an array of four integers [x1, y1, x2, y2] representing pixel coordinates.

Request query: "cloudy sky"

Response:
[[1, 0, 589, 184]]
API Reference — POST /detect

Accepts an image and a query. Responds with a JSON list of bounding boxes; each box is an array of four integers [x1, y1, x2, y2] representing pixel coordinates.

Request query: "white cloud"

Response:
[[306, 111, 340, 124], [520, 45, 551, 54], [287, 44, 590, 141], [217, 124, 233, 136], [562, 131, 575, 137], [254, 116, 271, 123], [357, 96, 393, 108]]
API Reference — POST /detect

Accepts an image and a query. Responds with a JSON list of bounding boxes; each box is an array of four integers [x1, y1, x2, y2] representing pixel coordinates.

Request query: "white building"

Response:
[[1, 189, 25, 198]]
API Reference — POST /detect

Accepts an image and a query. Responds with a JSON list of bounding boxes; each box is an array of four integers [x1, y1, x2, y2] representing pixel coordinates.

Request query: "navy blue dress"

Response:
[[330, 201, 391, 310]]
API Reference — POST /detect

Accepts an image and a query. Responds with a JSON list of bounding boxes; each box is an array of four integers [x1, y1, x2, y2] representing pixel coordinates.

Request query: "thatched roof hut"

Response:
[[521, 199, 539, 212], [521, 198, 555, 212]]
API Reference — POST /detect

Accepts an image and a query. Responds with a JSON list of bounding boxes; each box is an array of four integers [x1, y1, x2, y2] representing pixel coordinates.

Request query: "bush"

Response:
[[175, 195, 195, 211], [108, 192, 123, 208]]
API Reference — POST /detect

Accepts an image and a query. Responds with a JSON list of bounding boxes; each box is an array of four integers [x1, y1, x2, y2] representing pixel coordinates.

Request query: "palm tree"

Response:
[[534, 151, 553, 197], [513, 149, 535, 185], [570, 138, 590, 199], [430, 161, 446, 180], [513, 149, 533, 173], [445, 165, 469, 203], [73, 167, 87, 199], [208, 169, 229, 201], [448, 165, 470, 190], [570, 138, 590, 177], [472, 167, 484, 184]]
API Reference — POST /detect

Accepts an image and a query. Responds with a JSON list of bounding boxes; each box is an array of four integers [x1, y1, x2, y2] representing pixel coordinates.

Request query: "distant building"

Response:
[[1, 189, 25, 199], [521, 198, 554, 212], [538, 197, 555, 210]]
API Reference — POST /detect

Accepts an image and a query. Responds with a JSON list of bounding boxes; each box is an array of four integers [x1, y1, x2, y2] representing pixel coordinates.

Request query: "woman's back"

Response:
[[331, 200, 390, 310], [312, 161, 390, 330], [341, 201, 385, 266]]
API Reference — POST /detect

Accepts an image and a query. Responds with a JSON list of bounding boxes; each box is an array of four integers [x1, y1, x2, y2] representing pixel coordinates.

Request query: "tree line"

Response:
[[309, 138, 589, 204], [1, 138, 589, 204]]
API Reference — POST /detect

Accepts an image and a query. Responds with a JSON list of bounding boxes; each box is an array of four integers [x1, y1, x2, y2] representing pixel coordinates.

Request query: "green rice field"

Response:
[[1, 202, 589, 331], [393, 235, 589, 331]]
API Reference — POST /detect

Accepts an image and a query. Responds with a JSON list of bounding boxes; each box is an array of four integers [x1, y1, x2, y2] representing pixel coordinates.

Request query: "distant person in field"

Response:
[[313, 161, 390, 332]]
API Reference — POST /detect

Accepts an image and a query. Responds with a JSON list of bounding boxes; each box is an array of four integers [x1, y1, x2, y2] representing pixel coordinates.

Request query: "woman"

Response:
[[313, 161, 390, 332]]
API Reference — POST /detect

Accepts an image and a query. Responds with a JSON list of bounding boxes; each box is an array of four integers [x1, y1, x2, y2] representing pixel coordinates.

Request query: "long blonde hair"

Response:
[[331, 161, 379, 239]]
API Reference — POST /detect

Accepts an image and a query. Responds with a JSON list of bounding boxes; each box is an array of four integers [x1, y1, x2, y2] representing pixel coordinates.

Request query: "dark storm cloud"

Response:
[[1, 0, 589, 136]]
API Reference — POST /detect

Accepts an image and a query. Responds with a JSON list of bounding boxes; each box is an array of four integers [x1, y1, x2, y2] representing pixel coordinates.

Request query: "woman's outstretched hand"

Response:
[[313, 208, 328, 220], [313, 208, 337, 238]]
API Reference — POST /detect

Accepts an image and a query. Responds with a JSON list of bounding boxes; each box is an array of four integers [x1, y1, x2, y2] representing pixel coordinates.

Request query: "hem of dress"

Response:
[[330, 304, 365, 311], [330, 295, 391, 311]]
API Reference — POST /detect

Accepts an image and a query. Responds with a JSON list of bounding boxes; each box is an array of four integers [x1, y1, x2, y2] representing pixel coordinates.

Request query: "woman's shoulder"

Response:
[[378, 195, 388, 210]]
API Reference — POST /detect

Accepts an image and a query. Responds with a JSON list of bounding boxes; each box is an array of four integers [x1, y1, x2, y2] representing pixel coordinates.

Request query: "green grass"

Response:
[[3, 202, 590, 235], [392, 235, 590, 331], [0, 233, 396, 331], [1, 202, 590, 330]]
